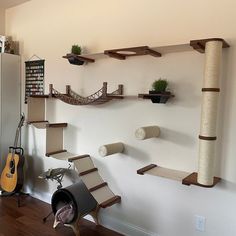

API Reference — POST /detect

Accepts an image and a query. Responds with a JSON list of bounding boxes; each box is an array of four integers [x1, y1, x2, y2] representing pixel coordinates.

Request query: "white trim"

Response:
[[85, 213, 159, 236], [29, 189, 51, 204]]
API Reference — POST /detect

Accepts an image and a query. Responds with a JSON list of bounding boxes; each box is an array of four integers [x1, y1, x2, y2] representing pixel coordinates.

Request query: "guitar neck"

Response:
[[13, 114, 25, 149], [13, 128, 20, 148]]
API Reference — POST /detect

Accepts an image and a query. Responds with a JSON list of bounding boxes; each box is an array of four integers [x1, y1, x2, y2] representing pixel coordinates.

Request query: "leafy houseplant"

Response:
[[149, 79, 171, 103], [71, 45, 82, 55], [68, 44, 84, 65], [151, 79, 168, 93]]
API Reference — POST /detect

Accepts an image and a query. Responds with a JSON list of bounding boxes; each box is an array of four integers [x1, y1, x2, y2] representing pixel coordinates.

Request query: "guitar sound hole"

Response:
[[10, 161, 15, 168], [10, 161, 15, 174]]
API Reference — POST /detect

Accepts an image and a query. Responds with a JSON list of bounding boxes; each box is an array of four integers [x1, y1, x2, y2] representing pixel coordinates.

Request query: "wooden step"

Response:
[[137, 164, 157, 175], [46, 123, 68, 128], [68, 154, 90, 162], [80, 171, 104, 189], [182, 172, 221, 188], [28, 120, 49, 124], [89, 182, 108, 192], [29, 95, 49, 98], [45, 149, 67, 157], [79, 168, 98, 176], [99, 196, 121, 208]]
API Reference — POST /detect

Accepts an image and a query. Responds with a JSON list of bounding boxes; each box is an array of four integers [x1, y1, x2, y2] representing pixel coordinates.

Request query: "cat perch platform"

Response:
[[135, 126, 160, 140], [49, 82, 123, 105], [99, 142, 124, 157]]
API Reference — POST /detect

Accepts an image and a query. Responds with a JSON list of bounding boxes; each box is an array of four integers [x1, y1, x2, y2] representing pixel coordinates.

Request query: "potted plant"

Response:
[[68, 44, 84, 65], [149, 79, 171, 103], [71, 45, 82, 55]]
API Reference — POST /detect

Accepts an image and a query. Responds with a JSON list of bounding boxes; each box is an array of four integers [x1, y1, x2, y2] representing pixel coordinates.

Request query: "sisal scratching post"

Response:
[[99, 142, 124, 157], [197, 40, 223, 186], [135, 126, 160, 140]]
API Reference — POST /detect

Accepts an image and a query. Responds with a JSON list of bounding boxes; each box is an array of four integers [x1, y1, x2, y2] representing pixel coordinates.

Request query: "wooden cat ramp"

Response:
[[27, 95, 121, 235]]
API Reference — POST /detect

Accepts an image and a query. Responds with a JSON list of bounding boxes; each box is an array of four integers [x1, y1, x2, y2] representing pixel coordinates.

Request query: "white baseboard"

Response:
[[31, 190, 159, 236], [98, 213, 159, 236], [30, 190, 52, 204]]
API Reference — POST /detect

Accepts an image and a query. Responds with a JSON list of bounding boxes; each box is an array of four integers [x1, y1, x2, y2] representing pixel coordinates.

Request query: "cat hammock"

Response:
[[49, 82, 123, 105]]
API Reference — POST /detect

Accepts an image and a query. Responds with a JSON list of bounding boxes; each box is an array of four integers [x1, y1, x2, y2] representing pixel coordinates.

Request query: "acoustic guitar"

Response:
[[1, 114, 25, 193]]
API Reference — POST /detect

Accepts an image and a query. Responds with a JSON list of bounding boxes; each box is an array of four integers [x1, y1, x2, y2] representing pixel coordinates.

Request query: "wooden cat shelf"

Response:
[[28, 82, 123, 106], [137, 164, 220, 188], [49, 82, 123, 105], [104, 46, 161, 60], [63, 38, 230, 66]]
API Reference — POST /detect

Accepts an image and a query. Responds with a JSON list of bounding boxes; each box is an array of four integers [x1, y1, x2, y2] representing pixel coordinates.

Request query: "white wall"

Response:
[[5, 1, 236, 236], [0, 8, 5, 34]]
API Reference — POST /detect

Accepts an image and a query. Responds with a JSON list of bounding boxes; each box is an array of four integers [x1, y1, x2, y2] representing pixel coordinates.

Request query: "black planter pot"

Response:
[[149, 91, 171, 104], [68, 57, 84, 66]]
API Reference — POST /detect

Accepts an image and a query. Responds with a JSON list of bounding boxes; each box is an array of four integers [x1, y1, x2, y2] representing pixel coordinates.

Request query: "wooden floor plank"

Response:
[[0, 195, 123, 236]]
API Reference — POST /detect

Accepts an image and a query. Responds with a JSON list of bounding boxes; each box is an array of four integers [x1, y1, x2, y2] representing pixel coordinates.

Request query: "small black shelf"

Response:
[[63, 53, 95, 65], [138, 93, 174, 103]]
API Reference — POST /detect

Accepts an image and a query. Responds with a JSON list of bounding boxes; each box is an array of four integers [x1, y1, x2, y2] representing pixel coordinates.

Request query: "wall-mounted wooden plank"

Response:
[[190, 38, 230, 53], [46, 123, 68, 128], [45, 149, 67, 157], [137, 164, 189, 182], [89, 182, 108, 192], [68, 154, 90, 162], [137, 164, 157, 175], [79, 168, 98, 177], [182, 172, 221, 188], [100, 196, 121, 208]]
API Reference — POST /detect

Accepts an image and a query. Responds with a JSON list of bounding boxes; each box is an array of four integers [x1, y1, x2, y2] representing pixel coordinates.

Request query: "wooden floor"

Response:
[[0, 194, 123, 236]]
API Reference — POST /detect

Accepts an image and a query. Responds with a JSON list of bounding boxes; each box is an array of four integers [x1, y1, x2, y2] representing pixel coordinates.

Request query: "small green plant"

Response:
[[152, 79, 168, 93], [71, 45, 82, 55]]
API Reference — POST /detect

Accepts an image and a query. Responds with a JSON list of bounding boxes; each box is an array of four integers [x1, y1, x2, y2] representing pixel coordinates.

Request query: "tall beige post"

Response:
[[197, 40, 223, 185]]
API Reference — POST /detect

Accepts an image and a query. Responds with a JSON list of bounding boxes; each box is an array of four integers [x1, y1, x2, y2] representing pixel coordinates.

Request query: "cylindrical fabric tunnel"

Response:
[[51, 179, 97, 224], [197, 40, 223, 186], [99, 142, 124, 157], [135, 126, 160, 140]]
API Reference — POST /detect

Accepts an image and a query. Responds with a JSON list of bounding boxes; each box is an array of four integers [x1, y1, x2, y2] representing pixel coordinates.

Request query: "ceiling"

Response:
[[0, 0, 30, 9]]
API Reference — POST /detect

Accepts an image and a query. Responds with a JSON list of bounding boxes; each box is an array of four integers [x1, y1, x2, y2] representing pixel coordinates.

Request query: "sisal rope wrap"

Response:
[[99, 142, 124, 157], [135, 126, 160, 140], [197, 40, 222, 185]]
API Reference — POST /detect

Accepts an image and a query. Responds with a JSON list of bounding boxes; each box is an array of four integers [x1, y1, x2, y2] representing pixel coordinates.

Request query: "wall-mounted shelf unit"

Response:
[[136, 38, 229, 188], [27, 83, 123, 106], [138, 93, 175, 103], [61, 43, 196, 66], [63, 38, 230, 66], [27, 96, 122, 232], [49, 82, 124, 105]]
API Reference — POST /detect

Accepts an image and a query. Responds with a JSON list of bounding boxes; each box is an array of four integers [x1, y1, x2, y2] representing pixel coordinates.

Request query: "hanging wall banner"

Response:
[[25, 59, 45, 103]]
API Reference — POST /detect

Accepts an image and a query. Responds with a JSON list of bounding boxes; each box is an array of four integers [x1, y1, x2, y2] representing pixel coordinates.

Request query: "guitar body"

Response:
[[1, 152, 24, 192], [0, 114, 25, 193]]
